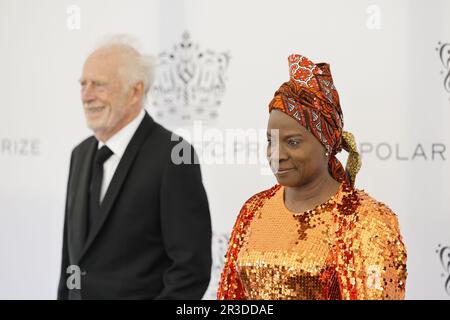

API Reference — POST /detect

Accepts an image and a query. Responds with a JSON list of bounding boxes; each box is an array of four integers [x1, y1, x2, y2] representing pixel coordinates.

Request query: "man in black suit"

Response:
[[57, 37, 212, 299]]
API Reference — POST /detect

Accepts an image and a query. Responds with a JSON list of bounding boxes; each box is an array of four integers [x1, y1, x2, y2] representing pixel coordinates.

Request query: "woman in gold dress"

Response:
[[217, 54, 407, 300]]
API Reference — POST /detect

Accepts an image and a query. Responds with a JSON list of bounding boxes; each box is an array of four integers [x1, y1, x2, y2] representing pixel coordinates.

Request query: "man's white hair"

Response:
[[94, 34, 156, 104]]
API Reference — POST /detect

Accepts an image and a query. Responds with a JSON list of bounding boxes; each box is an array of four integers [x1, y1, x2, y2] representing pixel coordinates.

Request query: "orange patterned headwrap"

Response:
[[269, 54, 361, 186]]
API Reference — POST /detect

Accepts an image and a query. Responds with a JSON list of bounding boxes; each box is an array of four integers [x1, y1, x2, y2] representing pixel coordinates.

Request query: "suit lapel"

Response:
[[79, 112, 154, 261], [68, 137, 97, 264]]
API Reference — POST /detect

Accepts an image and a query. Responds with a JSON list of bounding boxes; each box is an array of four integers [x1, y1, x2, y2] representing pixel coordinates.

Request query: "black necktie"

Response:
[[88, 145, 113, 235]]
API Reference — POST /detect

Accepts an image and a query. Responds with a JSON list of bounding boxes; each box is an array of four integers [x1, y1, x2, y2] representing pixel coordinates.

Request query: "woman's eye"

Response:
[[288, 139, 300, 146]]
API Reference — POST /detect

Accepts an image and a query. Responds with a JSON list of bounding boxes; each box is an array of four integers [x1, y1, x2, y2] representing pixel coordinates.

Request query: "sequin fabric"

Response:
[[217, 183, 407, 300]]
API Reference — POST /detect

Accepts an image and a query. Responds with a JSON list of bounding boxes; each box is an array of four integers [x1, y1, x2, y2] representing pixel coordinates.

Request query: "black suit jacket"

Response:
[[57, 112, 212, 299]]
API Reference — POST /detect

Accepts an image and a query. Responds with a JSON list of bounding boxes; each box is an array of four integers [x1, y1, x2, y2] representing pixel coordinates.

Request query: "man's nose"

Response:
[[81, 83, 95, 103]]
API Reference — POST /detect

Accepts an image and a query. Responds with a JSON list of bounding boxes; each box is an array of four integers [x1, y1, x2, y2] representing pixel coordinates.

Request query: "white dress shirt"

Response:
[[97, 108, 145, 203]]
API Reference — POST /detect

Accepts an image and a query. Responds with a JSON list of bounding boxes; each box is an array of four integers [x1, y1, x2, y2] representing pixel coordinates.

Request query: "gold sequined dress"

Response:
[[217, 183, 407, 300]]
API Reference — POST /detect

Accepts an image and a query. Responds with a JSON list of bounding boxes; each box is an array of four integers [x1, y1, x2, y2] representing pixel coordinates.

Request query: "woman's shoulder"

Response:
[[228, 185, 282, 236], [352, 188, 401, 233], [239, 184, 282, 211]]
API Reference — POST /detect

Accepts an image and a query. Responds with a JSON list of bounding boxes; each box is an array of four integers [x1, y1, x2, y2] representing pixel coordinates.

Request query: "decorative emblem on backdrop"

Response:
[[436, 42, 450, 101], [436, 244, 450, 296], [150, 32, 230, 124], [203, 232, 229, 299]]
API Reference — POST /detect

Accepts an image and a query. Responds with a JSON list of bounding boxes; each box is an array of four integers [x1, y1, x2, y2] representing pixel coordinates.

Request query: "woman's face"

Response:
[[267, 110, 329, 188]]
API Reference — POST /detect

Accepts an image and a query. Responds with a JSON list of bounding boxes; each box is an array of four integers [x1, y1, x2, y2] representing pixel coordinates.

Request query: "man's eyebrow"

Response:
[[78, 79, 108, 85]]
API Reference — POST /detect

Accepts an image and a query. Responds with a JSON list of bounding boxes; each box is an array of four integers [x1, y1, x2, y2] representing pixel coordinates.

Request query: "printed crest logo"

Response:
[[150, 32, 230, 125], [436, 42, 450, 101], [436, 244, 450, 296]]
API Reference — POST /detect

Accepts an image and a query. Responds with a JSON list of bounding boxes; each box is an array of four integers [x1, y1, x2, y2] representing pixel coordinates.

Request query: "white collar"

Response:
[[98, 108, 145, 158]]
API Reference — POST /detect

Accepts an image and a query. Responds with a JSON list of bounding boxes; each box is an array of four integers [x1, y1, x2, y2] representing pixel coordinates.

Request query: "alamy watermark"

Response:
[[366, 4, 381, 30], [170, 122, 279, 175], [66, 265, 84, 290], [66, 5, 81, 30]]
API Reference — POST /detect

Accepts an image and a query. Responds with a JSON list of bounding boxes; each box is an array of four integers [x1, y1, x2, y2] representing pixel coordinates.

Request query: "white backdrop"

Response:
[[0, 0, 449, 299]]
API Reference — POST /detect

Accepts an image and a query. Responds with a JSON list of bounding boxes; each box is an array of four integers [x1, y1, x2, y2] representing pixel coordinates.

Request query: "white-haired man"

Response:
[[58, 37, 212, 299]]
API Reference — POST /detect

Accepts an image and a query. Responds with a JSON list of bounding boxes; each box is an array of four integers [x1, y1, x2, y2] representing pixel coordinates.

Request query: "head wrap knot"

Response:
[[269, 54, 361, 186]]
